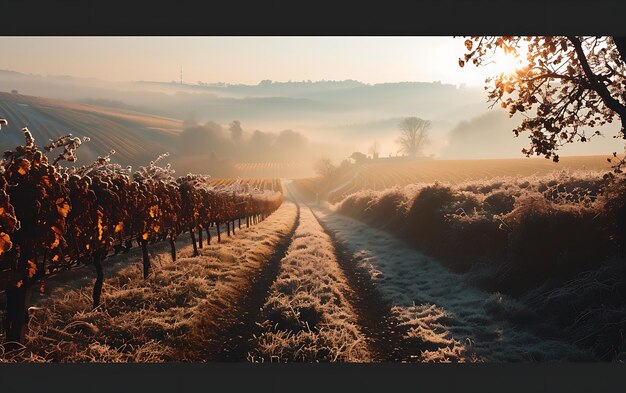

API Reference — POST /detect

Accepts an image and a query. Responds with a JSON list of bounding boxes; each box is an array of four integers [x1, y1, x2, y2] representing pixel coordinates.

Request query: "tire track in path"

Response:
[[287, 178, 402, 362], [306, 205, 402, 362], [215, 187, 301, 361]]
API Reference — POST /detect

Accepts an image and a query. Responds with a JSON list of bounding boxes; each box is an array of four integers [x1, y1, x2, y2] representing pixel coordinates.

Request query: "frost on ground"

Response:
[[0, 202, 297, 362], [250, 206, 371, 363], [312, 206, 591, 362]]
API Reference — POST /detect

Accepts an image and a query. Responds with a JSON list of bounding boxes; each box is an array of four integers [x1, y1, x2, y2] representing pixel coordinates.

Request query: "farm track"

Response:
[[213, 188, 301, 361], [257, 183, 400, 362], [306, 205, 402, 362]]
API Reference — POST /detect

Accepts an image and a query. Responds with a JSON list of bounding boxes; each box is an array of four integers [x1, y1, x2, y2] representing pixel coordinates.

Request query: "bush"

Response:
[[337, 192, 374, 218], [364, 188, 409, 229], [404, 184, 457, 253], [443, 213, 507, 272], [502, 197, 610, 293], [338, 171, 621, 291], [336, 171, 626, 360], [599, 178, 626, 249], [483, 191, 516, 215]]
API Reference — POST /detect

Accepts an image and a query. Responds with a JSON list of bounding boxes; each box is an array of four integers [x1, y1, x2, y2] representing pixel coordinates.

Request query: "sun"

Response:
[[488, 51, 522, 78]]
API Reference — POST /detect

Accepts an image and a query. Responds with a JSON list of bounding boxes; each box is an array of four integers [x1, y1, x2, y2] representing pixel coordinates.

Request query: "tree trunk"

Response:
[[232, 220, 235, 235], [216, 221, 221, 243], [114, 234, 124, 255], [205, 224, 211, 245], [41, 249, 47, 279], [227, 221, 231, 237], [4, 285, 29, 347], [238, 218, 241, 229], [169, 233, 176, 262], [123, 238, 133, 253], [246, 216, 250, 228], [141, 240, 151, 279], [72, 236, 81, 261], [198, 225, 203, 248], [4, 245, 32, 347], [189, 225, 198, 257], [92, 251, 104, 308]]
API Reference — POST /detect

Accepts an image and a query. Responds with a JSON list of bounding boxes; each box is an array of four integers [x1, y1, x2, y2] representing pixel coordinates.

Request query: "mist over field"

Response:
[[1, 69, 622, 176]]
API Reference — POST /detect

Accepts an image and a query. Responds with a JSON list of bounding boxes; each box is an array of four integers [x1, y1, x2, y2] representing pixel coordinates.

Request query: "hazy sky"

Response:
[[0, 37, 501, 86]]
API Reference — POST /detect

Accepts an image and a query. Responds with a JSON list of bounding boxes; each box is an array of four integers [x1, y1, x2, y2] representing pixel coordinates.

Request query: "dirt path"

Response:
[[306, 206, 404, 362], [246, 187, 373, 362], [240, 182, 403, 362], [214, 194, 300, 361]]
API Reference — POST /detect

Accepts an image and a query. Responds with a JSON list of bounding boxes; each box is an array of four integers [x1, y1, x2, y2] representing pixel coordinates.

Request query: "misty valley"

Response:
[[1, 36, 626, 363]]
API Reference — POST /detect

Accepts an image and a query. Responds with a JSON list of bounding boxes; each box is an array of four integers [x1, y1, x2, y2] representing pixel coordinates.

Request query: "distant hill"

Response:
[[0, 91, 183, 166], [1, 70, 622, 160], [0, 69, 488, 125]]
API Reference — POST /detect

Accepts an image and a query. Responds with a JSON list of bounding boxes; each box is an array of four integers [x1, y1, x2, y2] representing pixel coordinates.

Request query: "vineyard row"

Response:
[[0, 121, 284, 347]]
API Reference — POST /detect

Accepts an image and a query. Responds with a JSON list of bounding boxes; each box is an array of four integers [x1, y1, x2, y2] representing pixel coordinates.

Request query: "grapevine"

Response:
[[0, 121, 283, 345]]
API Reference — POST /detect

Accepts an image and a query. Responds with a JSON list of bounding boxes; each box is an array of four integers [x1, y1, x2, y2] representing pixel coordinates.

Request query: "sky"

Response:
[[0, 37, 503, 86]]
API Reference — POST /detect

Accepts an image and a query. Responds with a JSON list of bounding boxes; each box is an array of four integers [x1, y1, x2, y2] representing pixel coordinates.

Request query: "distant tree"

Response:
[[314, 158, 336, 179], [274, 129, 308, 150], [369, 141, 381, 159], [350, 151, 368, 164], [229, 120, 243, 143], [397, 117, 431, 157], [178, 122, 226, 155], [250, 130, 275, 149], [460, 36, 626, 167]]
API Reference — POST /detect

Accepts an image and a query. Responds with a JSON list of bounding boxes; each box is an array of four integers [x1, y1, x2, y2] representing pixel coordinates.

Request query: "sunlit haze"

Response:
[[0, 36, 497, 86], [0, 36, 621, 165]]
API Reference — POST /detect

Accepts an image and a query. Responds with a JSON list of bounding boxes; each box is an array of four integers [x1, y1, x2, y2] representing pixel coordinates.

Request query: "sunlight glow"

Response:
[[484, 50, 523, 79]]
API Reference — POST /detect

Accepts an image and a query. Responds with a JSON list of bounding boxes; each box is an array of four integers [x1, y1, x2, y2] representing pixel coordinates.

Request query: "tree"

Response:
[[369, 141, 381, 159], [179, 122, 226, 156], [460, 36, 626, 167], [275, 129, 308, 150], [397, 117, 431, 157], [314, 158, 336, 179], [229, 120, 243, 143]]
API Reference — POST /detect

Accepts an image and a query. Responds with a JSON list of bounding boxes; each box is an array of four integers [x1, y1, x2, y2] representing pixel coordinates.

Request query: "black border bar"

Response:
[[1, 0, 626, 36], [0, 363, 624, 393]]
